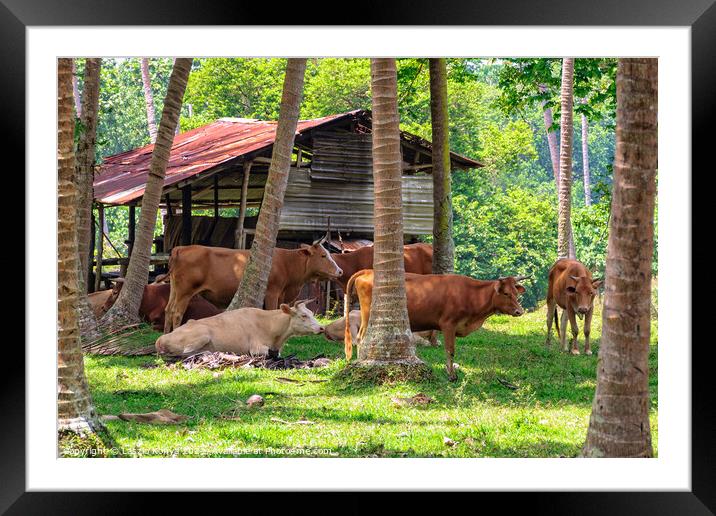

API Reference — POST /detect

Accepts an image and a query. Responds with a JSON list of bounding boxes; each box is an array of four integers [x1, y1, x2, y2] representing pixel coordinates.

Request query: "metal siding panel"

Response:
[[279, 168, 433, 235]]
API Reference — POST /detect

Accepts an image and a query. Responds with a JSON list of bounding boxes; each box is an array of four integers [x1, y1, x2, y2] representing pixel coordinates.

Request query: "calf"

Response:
[[164, 242, 342, 333], [103, 280, 220, 331], [155, 301, 324, 357], [323, 310, 433, 346], [345, 270, 526, 381], [545, 259, 603, 355]]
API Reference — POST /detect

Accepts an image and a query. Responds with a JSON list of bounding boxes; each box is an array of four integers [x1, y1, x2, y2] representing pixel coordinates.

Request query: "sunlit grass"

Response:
[[84, 301, 658, 458]]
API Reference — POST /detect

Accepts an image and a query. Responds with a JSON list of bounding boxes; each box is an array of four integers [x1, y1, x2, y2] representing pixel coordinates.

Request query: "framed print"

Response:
[[8, 0, 713, 512]]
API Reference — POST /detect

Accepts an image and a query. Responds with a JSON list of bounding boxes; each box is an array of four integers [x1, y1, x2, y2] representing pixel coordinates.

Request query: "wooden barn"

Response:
[[92, 109, 482, 311]]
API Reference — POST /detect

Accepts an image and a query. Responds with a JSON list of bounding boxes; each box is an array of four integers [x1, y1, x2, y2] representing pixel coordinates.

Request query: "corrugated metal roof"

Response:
[[94, 109, 482, 206], [94, 111, 360, 205]]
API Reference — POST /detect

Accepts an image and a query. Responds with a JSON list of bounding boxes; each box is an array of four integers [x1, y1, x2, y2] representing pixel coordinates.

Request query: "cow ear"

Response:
[[494, 282, 501, 294], [516, 284, 526, 294], [592, 279, 603, 289], [280, 304, 291, 314]]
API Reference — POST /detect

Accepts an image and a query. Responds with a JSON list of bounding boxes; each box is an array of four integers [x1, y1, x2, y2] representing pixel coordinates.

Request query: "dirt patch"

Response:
[[336, 361, 434, 385]]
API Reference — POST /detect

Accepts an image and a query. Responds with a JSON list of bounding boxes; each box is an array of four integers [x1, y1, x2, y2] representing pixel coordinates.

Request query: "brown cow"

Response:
[[164, 242, 342, 333], [345, 270, 527, 381], [331, 242, 433, 292], [104, 280, 221, 331], [545, 259, 603, 355], [88, 289, 114, 318]]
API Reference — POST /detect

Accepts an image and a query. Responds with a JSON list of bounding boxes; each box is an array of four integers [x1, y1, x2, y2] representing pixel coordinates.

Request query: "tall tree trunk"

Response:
[[101, 58, 192, 326], [228, 59, 307, 310], [539, 84, 560, 185], [582, 58, 657, 458], [75, 58, 102, 341], [429, 58, 454, 274], [541, 83, 575, 256], [71, 59, 82, 119], [581, 99, 592, 206], [357, 58, 420, 366], [557, 58, 576, 260], [57, 58, 100, 437], [141, 58, 159, 144]]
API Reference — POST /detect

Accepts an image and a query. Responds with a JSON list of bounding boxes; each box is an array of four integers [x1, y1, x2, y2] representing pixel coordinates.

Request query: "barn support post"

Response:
[[88, 209, 96, 293], [324, 217, 332, 315], [94, 204, 104, 292], [235, 160, 252, 249], [182, 185, 192, 246], [128, 205, 136, 256], [213, 174, 220, 219]]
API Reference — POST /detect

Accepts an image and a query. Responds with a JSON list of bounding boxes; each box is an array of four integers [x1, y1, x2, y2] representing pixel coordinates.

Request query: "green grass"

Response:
[[83, 300, 658, 458]]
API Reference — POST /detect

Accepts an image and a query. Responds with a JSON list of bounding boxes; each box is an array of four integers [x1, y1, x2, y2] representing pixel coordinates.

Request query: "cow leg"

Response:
[[567, 308, 580, 355], [171, 296, 192, 332], [559, 309, 569, 352], [264, 289, 281, 311], [583, 308, 593, 355], [442, 326, 458, 382], [429, 330, 439, 346], [545, 298, 556, 347]]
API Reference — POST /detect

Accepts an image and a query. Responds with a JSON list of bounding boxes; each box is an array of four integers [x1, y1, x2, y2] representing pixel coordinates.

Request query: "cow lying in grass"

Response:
[[323, 310, 435, 347], [545, 259, 603, 355], [344, 270, 527, 381], [155, 301, 324, 357]]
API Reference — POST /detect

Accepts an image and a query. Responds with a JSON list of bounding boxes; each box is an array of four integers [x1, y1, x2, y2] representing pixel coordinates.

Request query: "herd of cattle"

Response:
[[89, 239, 602, 380]]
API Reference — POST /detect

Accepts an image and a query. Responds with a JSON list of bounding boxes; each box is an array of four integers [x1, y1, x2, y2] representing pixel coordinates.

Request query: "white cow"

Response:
[[155, 302, 324, 357]]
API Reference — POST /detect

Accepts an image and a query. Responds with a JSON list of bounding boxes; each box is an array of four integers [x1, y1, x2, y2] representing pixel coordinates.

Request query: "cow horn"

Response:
[[514, 275, 530, 282], [570, 275, 581, 281], [110, 277, 126, 283], [290, 297, 315, 308], [313, 234, 327, 246]]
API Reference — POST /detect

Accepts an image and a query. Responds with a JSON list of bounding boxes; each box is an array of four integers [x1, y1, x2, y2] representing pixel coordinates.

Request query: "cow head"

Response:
[[300, 242, 343, 280], [566, 275, 602, 315], [101, 278, 125, 313], [492, 276, 526, 317], [281, 301, 325, 336]]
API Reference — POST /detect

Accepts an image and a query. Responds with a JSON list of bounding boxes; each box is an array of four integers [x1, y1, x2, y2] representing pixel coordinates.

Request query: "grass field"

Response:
[[81, 300, 658, 458]]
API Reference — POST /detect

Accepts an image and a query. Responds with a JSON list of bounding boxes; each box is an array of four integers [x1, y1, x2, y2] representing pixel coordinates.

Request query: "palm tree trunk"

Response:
[[429, 58, 454, 274], [228, 58, 307, 310], [75, 58, 102, 341], [357, 58, 421, 366], [539, 84, 560, 185], [71, 59, 82, 118], [581, 101, 592, 206], [557, 58, 576, 260], [141, 58, 159, 144], [101, 58, 192, 326], [57, 58, 99, 436], [582, 58, 657, 458]]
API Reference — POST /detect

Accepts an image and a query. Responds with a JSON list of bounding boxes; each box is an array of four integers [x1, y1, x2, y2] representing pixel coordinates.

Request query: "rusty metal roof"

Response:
[[326, 238, 373, 253], [94, 109, 482, 206]]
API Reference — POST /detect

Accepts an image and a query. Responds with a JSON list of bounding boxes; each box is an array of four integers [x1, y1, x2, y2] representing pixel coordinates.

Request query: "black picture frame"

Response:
[[7, 0, 711, 513]]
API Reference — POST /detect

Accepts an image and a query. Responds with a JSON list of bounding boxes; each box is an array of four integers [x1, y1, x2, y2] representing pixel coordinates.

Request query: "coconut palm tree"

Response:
[[140, 58, 159, 143], [356, 58, 421, 367], [582, 58, 657, 458], [557, 58, 576, 260], [228, 58, 307, 310], [57, 58, 100, 437], [74, 58, 102, 340], [429, 58, 454, 274], [580, 99, 592, 206], [101, 58, 192, 326]]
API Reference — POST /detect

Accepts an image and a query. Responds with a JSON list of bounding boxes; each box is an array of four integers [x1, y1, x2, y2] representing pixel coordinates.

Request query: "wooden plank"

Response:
[[235, 160, 252, 249]]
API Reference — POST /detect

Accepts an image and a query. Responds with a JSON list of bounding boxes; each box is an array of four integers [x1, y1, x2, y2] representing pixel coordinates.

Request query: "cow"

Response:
[[331, 242, 433, 292], [164, 241, 342, 334], [545, 259, 603, 355], [88, 289, 114, 318], [103, 279, 221, 331], [344, 270, 527, 381], [155, 300, 324, 357], [323, 310, 433, 346]]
